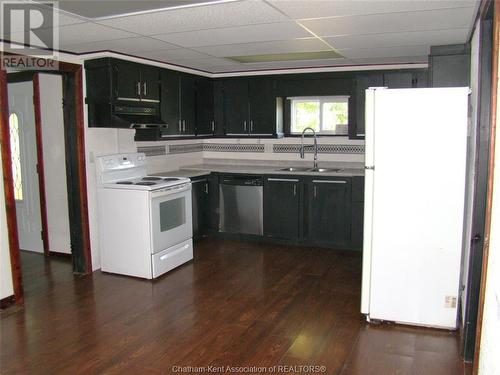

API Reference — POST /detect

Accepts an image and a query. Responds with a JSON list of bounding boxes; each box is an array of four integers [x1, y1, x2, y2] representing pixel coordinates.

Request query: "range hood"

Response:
[[113, 105, 167, 129]]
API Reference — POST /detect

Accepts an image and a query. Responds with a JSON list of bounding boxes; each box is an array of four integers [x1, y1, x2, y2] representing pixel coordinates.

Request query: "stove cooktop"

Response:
[[105, 176, 191, 191]]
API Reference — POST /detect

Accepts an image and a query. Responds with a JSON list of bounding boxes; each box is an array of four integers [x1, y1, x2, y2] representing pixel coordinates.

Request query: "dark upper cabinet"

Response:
[[112, 60, 160, 102], [213, 80, 225, 136], [160, 70, 180, 136], [383, 72, 413, 88], [264, 177, 301, 240], [196, 78, 215, 136], [180, 75, 196, 136], [113, 60, 142, 100], [85, 58, 161, 128], [222, 78, 281, 137], [191, 175, 212, 238], [223, 79, 250, 135], [248, 79, 277, 136], [158, 70, 196, 136], [307, 178, 351, 246], [429, 44, 470, 87], [351, 73, 384, 139]]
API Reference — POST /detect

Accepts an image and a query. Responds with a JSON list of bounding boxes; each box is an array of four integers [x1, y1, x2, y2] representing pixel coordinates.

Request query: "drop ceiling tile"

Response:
[[62, 37, 178, 54], [138, 48, 213, 61], [339, 45, 430, 59], [56, 23, 137, 45], [324, 28, 469, 50], [299, 7, 476, 37], [154, 22, 311, 47], [98, 0, 288, 36], [268, 0, 478, 19], [5, 6, 86, 34], [239, 58, 353, 69], [194, 38, 329, 58]]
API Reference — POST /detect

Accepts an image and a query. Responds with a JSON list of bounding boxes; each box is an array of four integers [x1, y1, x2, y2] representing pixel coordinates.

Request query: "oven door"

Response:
[[150, 183, 192, 254]]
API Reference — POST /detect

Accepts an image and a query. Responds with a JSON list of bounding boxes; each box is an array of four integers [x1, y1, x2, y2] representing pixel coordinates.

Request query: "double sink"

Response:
[[277, 167, 345, 173]]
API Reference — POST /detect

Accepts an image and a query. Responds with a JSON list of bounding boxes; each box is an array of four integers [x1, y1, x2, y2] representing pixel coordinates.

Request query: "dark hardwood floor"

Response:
[[1, 240, 470, 374]]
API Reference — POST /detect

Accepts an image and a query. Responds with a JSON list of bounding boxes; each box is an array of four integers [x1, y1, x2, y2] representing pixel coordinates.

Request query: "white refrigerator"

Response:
[[361, 87, 469, 329]]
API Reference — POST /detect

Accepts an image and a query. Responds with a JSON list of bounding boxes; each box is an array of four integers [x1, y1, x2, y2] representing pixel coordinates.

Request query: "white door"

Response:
[[8, 81, 43, 253], [368, 88, 469, 329]]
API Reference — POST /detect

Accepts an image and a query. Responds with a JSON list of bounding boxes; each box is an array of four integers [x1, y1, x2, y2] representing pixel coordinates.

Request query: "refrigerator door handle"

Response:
[[365, 166, 375, 170]]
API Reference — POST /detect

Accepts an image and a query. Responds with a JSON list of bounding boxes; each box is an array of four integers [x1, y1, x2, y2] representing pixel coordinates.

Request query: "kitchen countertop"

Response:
[[156, 160, 364, 178]]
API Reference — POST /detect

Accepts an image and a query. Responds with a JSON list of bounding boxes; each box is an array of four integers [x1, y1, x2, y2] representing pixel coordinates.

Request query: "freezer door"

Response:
[[368, 87, 468, 329]]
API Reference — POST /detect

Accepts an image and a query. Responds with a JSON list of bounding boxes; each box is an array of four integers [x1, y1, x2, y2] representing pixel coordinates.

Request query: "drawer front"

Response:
[[151, 238, 193, 278]]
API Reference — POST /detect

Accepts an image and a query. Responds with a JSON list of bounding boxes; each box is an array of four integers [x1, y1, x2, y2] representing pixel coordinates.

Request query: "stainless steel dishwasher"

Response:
[[219, 175, 263, 235]]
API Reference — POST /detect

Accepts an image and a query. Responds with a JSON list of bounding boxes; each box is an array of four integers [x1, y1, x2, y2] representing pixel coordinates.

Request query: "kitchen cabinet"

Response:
[[264, 177, 301, 240], [196, 78, 215, 136], [112, 60, 160, 102], [429, 44, 470, 87], [222, 78, 282, 137], [351, 73, 383, 139], [85, 58, 161, 128], [350, 176, 364, 249], [191, 175, 212, 238], [307, 178, 351, 246], [159, 71, 196, 136], [383, 72, 413, 88]]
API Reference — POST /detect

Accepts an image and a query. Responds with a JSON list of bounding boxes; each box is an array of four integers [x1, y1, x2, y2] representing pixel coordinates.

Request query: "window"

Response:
[[290, 96, 349, 135], [9, 113, 23, 201]]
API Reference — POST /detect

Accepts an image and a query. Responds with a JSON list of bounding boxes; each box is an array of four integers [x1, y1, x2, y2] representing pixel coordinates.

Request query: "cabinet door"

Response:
[[430, 54, 470, 87], [308, 179, 350, 245], [191, 177, 211, 238], [383, 72, 413, 88], [180, 75, 196, 135], [160, 71, 180, 135], [352, 73, 383, 138], [350, 176, 364, 249], [264, 177, 301, 240], [223, 79, 249, 135], [249, 79, 276, 136], [196, 78, 214, 135], [113, 61, 141, 100], [140, 66, 160, 102]]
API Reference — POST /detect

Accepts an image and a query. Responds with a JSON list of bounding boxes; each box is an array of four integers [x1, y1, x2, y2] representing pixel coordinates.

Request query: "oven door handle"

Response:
[[150, 183, 191, 198]]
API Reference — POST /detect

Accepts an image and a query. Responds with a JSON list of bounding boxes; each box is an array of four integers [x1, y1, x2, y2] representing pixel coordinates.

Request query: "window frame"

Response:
[[289, 95, 350, 136]]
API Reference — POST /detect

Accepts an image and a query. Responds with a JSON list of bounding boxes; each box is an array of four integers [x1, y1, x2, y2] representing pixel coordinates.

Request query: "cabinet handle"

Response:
[[143, 82, 147, 96], [313, 185, 317, 198], [204, 183, 209, 194], [183, 120, 186, 132], [250, 120, 254, 132], [267, 178, 299, 182], [312, 180, 347, 184], [293, 184, 297, 197], [136, 82, 141, 96], [211, 121, 215, 132], [243, 120, 247, 131], [178, 120, 182, 132]]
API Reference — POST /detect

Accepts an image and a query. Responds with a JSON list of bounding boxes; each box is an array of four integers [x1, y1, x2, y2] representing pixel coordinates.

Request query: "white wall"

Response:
[[0, 143, 14, 299], [39, 73, 71, 254], [478, 33, 500, 375]]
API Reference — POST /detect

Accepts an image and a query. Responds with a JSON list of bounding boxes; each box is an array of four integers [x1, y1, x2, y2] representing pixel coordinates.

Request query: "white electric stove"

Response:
[[96, 153, 193, 279]]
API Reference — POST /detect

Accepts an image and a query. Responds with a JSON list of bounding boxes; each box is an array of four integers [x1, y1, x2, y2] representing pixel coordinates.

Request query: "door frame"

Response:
[[7, 72, 50, 257], [0, 57, 92, 305]]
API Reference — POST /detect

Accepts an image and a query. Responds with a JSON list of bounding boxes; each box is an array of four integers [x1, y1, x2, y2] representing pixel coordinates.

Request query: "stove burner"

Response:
[[135, 181, 157, 186], [163, 178, 180, 181], [116, 181, 133, 185], [142, 177, 162, 181]]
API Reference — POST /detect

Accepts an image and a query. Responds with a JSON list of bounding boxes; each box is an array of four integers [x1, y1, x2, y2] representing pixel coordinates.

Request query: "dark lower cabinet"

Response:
[[191, 175, 212, 238], [350, 176, 365, 249], [264, 177, 301, 240], [307, 178, 351, 246]]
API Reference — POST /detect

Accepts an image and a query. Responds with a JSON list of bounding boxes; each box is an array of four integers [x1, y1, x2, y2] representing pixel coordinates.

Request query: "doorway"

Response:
[[0, 59, 92, 305]]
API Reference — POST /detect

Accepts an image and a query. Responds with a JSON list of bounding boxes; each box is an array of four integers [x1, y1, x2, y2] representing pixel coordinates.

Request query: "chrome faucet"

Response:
[[300, 127, 318, 169]]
